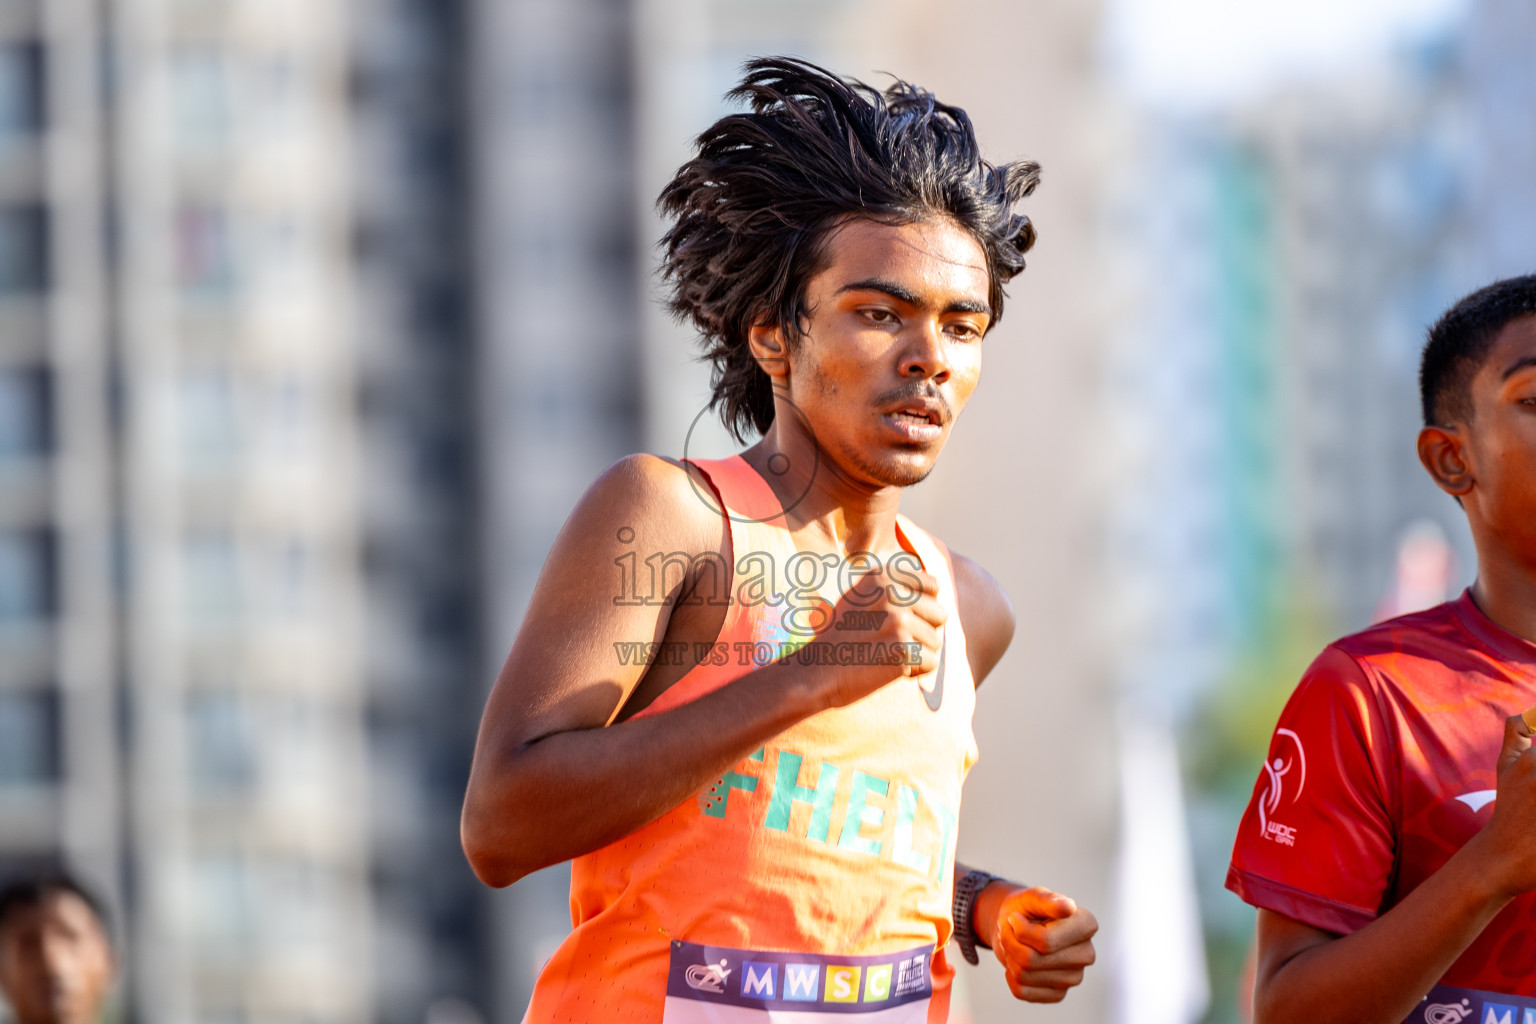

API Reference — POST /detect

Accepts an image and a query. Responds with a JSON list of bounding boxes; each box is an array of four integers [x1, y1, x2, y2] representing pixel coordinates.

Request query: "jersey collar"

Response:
[[1451, 588, 1536, 673]]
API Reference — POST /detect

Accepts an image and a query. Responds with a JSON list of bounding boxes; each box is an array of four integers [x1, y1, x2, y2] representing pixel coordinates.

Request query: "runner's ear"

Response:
[[1416, 425, 1474, 498], [747, 322, 790, 381]]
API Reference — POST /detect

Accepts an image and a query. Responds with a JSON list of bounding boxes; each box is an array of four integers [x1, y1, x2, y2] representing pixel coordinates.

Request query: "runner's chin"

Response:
[[847, 437, 944, 488], [864, 454, 938, 488]]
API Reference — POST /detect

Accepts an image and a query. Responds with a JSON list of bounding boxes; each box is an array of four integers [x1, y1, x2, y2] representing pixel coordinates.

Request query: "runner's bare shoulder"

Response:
[[573, 453, 722, 551], [949, 551, 1015, 686], [493, 454, 729, 737], [533, 454, 729, 610]]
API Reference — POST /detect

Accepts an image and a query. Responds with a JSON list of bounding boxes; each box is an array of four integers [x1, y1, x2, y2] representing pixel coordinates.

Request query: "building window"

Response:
[[0, 528, 56, 622], [187, 854, 339, 961], [259, 695, 331, 805], [0, 689, 60, 785], [246, 53, 304, 143], [185, 691, 256, 795], [187, 854, 252, 953], [0, 43, 44, 146], [182, 533, 240, 624], [178, 368, 240, 469], [247, 215, 313, 298], [0, 204, 49, 294], [0, 366, 50, 461], [175, 205, 236, 299], [259, 375, 313, 460], [263, 537, 311, 621], [257, 857, 337, 957], [172, 47, 231, 151]]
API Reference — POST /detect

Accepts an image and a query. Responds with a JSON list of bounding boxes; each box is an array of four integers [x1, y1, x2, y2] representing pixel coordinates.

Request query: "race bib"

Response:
[[1412, 984, 1536, 1024], [662, 939, 933, 1022]]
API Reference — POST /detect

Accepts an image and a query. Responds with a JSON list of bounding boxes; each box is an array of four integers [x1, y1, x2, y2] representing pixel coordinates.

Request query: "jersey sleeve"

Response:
[[1225, 645, 1397, 935]]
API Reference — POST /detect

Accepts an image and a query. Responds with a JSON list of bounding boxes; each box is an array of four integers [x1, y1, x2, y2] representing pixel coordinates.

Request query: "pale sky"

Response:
[[1102, 0, 1469, 109]]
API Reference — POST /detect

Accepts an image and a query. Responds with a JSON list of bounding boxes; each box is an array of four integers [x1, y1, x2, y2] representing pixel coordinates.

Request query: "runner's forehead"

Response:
[[4, 891, 106, 940], [1486, 315, 1536, 384], [817, 219, 990, 310], [43, 891, 102, 929]]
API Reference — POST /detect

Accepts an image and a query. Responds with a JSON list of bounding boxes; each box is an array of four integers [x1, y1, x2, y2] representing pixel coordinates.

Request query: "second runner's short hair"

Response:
[[1420, 274, 1536, 427], [659, 57, 1042, 441], [0, 871, 112, 944]]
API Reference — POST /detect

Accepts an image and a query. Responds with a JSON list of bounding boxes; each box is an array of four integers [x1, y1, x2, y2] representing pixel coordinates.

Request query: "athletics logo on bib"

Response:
[[663, 940, 933, 1022]]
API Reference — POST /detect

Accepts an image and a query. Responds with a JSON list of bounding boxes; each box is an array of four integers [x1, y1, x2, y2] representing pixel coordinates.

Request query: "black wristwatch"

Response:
[[951, 868, 1000, 965]]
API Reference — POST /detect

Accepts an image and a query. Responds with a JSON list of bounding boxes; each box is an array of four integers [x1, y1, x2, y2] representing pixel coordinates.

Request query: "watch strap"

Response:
[[951, 868, 999, 965]]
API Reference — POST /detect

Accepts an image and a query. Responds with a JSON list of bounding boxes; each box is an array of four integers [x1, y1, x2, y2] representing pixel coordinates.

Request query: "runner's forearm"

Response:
[[1255, 835, 1514, 1024], [462, 659, 825, 886]]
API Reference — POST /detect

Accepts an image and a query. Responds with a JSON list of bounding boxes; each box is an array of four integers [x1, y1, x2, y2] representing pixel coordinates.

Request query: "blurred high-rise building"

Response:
[[0, 0, 646, 1020], [1104, 49, 1466, 722], [466, 0, 644, 1017], [1, 1, 372, 1022], [1458, 0, 1536, 285], [0, 0, 119, 951], [349, 1, 497, 1022]]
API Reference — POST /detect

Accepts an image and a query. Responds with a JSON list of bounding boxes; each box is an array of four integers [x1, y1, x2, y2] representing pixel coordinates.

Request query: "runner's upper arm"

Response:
[[1253, 909, 1340, 1019], [474, 454, 722, 753], [951, 551, 1015, 686]]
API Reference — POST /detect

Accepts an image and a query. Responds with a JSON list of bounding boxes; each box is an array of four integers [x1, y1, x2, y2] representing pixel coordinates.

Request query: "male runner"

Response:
[[1227, 275, 1536, 1023], [462, 58, 1098, 1021], [0, 874, 116, 1024]]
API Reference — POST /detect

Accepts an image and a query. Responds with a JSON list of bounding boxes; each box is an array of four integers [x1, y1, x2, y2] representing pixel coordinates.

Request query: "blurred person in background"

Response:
[[1227, 275, 1536, 1022], [0, 875, 116, 1024], [461, 58, 1097, 1021]]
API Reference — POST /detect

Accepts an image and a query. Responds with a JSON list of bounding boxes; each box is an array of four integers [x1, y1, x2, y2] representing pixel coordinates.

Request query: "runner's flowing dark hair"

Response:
[[659, 57, 1042, 441]]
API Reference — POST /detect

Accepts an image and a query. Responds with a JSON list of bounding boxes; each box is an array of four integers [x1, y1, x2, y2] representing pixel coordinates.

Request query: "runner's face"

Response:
[[781, 217, 991, 488], [0, 893, 114, 1024], [1465, 315, 1536, 563]]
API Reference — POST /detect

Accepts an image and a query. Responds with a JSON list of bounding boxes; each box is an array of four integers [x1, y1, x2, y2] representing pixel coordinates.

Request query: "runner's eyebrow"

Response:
[[837, 278, 991, 317], [1501, 354, 1536, 380]]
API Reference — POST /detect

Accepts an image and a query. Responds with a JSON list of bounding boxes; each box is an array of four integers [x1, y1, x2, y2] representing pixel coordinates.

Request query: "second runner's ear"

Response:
[[1416, 424, 1475, 499]]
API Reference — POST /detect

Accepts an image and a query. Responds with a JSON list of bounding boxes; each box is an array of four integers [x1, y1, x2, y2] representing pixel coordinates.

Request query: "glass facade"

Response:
[[0, 688, 58, 784], [0, 205, 48, 294], [0, 367, 50, 461], [0, 528, 54, 622], [0, 42, 43, 146]]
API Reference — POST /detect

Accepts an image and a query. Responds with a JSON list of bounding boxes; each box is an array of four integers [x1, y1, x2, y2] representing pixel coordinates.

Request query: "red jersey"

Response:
[[1227, 590, 1536, 998]]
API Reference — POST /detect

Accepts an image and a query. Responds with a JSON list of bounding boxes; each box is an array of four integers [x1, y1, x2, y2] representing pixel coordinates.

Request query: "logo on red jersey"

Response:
[[1259, 728, 1306, 847]]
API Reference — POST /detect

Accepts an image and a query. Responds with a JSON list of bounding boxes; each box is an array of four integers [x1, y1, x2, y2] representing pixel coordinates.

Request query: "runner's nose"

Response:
[[898, 320, 950, 384]]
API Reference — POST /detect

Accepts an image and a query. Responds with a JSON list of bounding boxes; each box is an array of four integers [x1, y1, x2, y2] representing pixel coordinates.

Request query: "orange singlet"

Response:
[[524, 456, 979, 1023]]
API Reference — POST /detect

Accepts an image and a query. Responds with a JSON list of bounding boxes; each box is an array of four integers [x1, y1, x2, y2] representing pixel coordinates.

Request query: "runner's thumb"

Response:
[[1497, 711, 1534, 776]]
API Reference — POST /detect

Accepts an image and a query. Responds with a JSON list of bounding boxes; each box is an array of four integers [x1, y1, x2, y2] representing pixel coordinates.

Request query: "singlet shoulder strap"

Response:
[[683, 455, 789, 526], [679, 454, 797, 634], [896, 514, 974, 697], [623, 456, 791, 721], [894, 514, 956, 591]]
